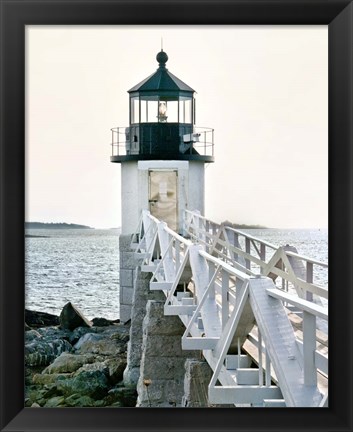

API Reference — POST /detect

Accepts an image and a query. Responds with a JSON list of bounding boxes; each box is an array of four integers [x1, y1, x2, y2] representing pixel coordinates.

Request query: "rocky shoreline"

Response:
[[25, 303, 137, 408]]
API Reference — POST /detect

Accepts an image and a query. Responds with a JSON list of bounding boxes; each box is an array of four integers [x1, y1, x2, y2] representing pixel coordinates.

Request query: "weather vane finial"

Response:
[[161, 37, 163, 51]]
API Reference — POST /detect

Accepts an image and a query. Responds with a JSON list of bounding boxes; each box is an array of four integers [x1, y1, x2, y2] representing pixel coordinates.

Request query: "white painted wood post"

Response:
[[258, 330, 263, 386], [197, 212, 205, 244], [183, 209, 190, 237], [221, 269, 229, 329], [205, 220, 210, 252], [175, 240, 180, 272], [233, 232, 239, 263], [260, 243, 266, 274], [157, 221, 175, 282], [237, 338, 241, 365], [306, 262, 314, 301], [208, 261, 216, 300], [142, 210, 153, 252], [168, 233, 173, 259], [265, 349, 271, 387], [245, 238, 251, 270], [303, 311, 317, 386]]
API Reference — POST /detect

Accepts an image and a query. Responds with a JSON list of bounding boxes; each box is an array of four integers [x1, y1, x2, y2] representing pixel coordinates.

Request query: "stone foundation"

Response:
[[182, 358, 213, 407], [119, 234, 136, 323], [120, 243, 213, 406], [123, 267, 164, 387], [136, 300, 198, 407]]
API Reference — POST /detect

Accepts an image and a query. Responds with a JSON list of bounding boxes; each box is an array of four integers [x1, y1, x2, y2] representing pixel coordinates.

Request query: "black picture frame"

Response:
[[1, 1, 352, 431]]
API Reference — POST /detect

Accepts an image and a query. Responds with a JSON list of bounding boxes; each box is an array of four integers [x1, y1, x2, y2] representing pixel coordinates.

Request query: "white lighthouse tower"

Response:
[[111, 50, 214, 322]]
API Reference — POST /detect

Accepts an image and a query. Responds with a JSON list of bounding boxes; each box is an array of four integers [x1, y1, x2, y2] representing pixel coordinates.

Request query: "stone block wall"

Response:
[[136, 300, 198, 407], [182, 359, 213, 407], [182, 359, 235, 408], [119, 234, 136, 323], [120, 250, 217, 407], [123, 267, 164, 387]]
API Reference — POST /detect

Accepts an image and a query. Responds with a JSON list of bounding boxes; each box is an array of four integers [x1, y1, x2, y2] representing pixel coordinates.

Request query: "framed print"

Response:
[[0, 1, 352, 432]]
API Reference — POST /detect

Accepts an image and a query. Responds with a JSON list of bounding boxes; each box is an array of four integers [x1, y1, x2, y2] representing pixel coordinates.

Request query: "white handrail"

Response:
[[133, 209, 328, 407], [183, 209, 328, 300]]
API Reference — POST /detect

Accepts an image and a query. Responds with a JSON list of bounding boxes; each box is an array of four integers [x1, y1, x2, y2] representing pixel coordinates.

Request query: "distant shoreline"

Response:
[[25, 222, 93, 230], [222, 221, 269, 230]]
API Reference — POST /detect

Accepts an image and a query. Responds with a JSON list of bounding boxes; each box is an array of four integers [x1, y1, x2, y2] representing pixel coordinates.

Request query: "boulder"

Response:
[[59, 302, 92, 331], [44, 396, 66, 408], [36, 326, 71, 341], [25, 309, 59, 328], [91, 317, 116, 327], [65, 394, 96, 407], [108, 386, 137, 407], [74, 333, 125, 356], [68, 326, 97, 345], [110, 330, 129, 344], [104, 357, 127, 384], [25, 329, 42, 343], [42, 352, 99, 374], [73, 333, 103, 350], [33, 372, 72, 386], [25, 339, 72, 367], [75, 362, 109, 375], [26, 388, 49, 405], [56, 370, 109, 399]]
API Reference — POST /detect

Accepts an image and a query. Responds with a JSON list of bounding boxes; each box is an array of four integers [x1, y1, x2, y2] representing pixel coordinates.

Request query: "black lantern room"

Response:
[[110, 50, 214, 163]]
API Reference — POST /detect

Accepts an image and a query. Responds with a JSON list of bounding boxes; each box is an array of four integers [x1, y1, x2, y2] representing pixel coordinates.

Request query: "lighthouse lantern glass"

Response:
[[158, 101, 167, 122], [158, 99, 178, 123], [130, 95, 193, 124], [130, 97, 140, 124], [140, 100, 147, 123], [180, 97, 192, 124]]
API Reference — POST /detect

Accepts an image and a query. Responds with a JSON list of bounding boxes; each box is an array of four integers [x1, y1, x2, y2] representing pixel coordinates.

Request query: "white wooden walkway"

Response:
[[131, 210, 328, 407]]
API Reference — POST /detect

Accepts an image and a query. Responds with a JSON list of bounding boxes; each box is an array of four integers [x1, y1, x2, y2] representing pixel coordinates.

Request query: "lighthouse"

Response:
[[111, 50, 214, 322]]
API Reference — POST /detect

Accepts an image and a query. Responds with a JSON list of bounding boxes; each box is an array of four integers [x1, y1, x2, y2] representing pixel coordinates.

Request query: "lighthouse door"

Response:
[[148, 170, 178, 231]]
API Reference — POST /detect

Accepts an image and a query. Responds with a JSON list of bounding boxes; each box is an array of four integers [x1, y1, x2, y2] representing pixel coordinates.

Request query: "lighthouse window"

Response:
[[179, 100, 184, 123], [161, 100, 178, 123], [184, 99, 192, 123], [179, 97, 192, 124], [147, 100, 158, 122], [130, 97, 140, 124], [158, 101, 168, 122], [140, 100, 147, 123], [137, 97, 190, 123]]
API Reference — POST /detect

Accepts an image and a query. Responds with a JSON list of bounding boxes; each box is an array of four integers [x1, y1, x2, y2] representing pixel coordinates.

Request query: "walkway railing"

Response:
[[183, 209, 328, 301], [131, 210, 328, 407]]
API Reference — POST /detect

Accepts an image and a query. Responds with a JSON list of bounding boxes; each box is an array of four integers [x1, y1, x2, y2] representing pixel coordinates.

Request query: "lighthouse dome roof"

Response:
[[128, 51, 195, 94]]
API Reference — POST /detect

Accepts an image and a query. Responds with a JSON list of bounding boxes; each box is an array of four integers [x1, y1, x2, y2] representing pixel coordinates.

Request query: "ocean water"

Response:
[[25, 228, 328, 320], [25, 229, 120, 321]]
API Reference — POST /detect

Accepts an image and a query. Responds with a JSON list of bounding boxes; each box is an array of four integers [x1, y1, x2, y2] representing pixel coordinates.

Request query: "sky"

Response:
[[26, 26, 328, 229]]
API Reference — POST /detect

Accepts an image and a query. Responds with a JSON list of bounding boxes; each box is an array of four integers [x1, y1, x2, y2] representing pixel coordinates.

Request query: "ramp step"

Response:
[[263, 399, 286, 407], [226, 354, 252, 370], [176, 291, 191, 300], [209, 385, 282, 405], [249, 277, 322, 407], [236, 368, 261, 385], [150, 282, 173, 291], [182, 336, 219, 350], [182, 297, 194, 306]]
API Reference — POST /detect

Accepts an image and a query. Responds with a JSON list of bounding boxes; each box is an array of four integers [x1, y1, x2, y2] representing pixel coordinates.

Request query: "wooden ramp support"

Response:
[[248, 276, 323, 407], [133, 210, 328, 407]]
